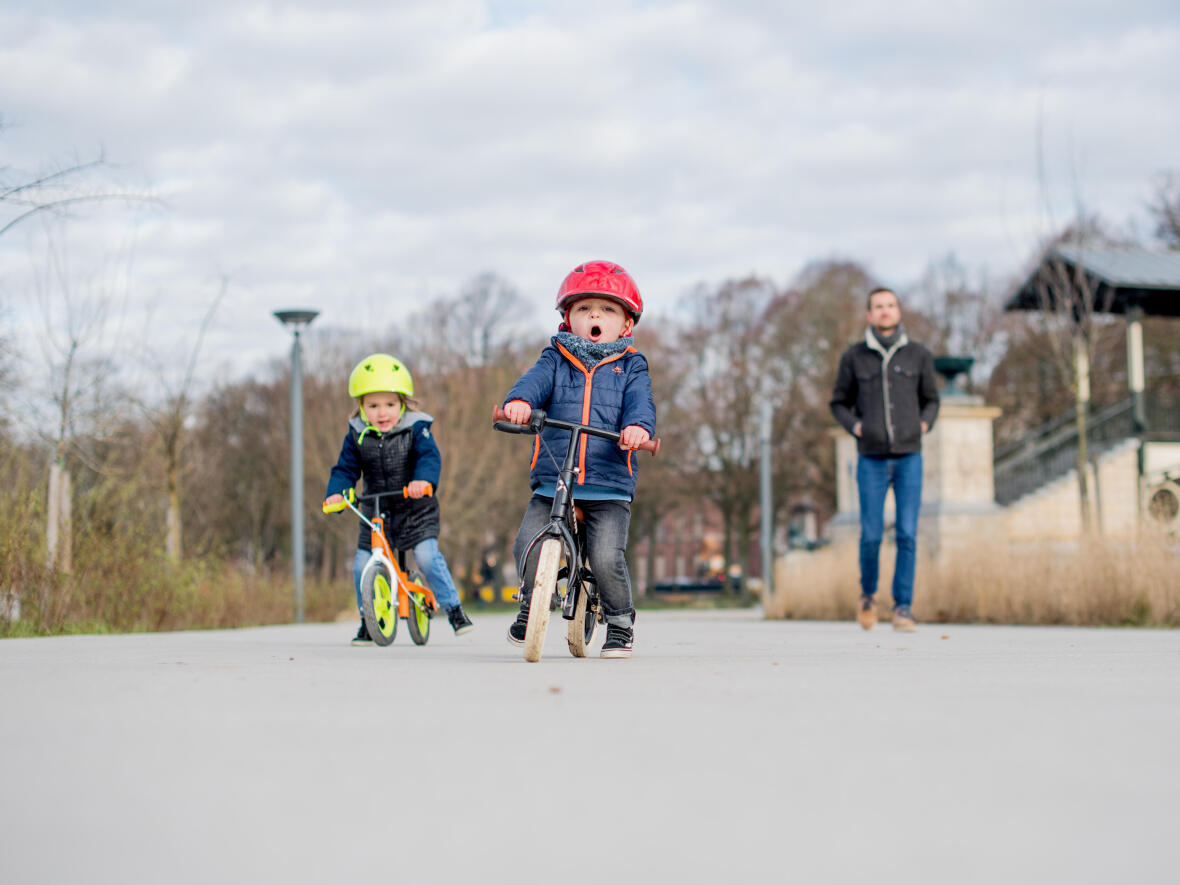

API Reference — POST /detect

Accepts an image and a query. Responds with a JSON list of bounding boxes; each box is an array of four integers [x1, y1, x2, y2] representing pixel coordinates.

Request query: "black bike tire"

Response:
[[524, 538, 561, 662], [566, 581, 600, 657]]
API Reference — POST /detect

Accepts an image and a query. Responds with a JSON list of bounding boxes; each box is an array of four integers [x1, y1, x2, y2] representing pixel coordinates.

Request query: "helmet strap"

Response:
[[357, 397, 405, 433]]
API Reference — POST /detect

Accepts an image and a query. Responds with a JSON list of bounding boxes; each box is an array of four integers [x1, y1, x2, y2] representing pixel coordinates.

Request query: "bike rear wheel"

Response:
[[405, 585, 431, 646], [524, 538, 561, 662], [361, 561, 398, 646], [566, 581, 600, 657]]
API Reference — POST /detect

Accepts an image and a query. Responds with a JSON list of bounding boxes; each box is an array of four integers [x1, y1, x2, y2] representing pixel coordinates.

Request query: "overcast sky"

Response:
[[2, 0, 1178, 388]]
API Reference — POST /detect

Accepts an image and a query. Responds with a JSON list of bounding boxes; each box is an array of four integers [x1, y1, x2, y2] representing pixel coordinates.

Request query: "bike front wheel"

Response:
[[360, 561, 398, 646], [524, 538, 561, 662], [566, 581, 600, 658]]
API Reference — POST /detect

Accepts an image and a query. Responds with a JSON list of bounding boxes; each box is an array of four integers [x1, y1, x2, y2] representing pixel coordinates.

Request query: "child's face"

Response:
[[567, 296, 633, 343], [360, 392, 401, 432]]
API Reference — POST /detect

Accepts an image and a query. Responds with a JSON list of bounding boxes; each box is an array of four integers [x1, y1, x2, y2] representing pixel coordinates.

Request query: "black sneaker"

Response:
[[350, 621, 372, 646], [447, 606, 474, 635], [506, 611, 529, 645], [599, 624, 633, 659]]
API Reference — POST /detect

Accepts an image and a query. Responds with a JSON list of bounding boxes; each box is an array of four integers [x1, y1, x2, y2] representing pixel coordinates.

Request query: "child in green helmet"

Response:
[[323, 353, 474, 644]]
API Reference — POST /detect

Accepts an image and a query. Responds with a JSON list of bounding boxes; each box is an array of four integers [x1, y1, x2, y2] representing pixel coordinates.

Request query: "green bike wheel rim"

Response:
[[410, 592, 430, 636], [373, 574, 397, 639]]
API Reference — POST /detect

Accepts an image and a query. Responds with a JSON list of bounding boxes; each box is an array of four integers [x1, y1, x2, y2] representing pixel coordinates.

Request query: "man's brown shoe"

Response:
[[857, 596, 877, 631], [892, 606, 917, 632]]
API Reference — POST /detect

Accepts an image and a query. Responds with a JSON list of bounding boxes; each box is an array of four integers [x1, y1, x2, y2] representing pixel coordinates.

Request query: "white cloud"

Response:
[[2, 0, 1178, 388]]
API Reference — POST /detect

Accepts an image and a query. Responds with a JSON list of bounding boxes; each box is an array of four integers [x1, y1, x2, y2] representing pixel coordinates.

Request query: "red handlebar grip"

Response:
[[403, 483, 433, 498]]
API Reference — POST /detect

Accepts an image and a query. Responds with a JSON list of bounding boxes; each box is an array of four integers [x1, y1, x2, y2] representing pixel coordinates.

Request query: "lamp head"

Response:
[[274, 309, 319, 331]]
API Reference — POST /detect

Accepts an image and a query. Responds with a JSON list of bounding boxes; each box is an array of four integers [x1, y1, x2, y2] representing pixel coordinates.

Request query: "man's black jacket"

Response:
[[830, 330, 940, 456]]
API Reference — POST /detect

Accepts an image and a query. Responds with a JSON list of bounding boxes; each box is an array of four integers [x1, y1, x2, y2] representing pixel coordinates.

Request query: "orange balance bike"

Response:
[[323, 486, 439, 646]]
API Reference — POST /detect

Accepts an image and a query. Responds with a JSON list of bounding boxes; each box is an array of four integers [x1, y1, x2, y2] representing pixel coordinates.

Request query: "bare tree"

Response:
[[0, 298, 17, 430], [2, 126, 153, 576], [1149, 171, 1180, 248], [1, 129, 153, 239], [675, 277, 779, 584], [408, 277, 535, 594], [1021, 220, 1124, 534], [133, 280, 228, 560], [622, 326, 691, 594], [29, 225, 133, 572], [911, 253, 1006, 387], [184, 378, 285, 567]]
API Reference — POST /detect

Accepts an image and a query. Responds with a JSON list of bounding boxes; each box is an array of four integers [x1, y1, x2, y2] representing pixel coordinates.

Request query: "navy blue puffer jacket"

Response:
[[503, 338, 656, 498]]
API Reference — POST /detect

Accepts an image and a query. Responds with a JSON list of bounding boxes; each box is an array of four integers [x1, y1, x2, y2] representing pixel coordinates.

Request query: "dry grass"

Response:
[[0, 554, 350, 638], [0, 457, 350, 636], [0, 473, 385, 636], [767, 536, 1180, 627]]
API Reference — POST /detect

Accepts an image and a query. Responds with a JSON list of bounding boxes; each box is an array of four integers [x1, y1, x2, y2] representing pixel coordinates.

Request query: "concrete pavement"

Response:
[[1, 609, 1177, 884]]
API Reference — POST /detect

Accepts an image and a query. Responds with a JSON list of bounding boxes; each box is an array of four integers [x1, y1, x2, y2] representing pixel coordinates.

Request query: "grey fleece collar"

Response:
[[865, 326, 908, 361], [350, 409, 434, 443], [555, 331, 630, 370]]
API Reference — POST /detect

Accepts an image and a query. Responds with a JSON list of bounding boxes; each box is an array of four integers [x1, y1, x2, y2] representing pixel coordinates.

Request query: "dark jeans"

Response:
[[857, 453, 922, 609], [513, 495, 634, 628]]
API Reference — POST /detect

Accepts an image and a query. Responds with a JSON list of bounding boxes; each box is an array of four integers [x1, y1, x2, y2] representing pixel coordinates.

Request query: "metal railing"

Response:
[[993, 399, 1135, 506], [993, 390, 1180, 506]]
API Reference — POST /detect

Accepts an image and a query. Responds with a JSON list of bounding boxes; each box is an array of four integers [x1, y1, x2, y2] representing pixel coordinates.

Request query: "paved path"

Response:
[[2, 610, 1177, 884]]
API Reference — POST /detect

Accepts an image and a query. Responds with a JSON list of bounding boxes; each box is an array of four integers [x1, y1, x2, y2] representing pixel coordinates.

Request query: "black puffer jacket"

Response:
[[325, 410, 441, 551], [830, 330, 940, 456]]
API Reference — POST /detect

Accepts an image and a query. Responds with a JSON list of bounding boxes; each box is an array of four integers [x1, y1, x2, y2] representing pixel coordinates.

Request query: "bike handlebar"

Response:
[[491, 406, 660, 455], [322, 484, 433, 514]]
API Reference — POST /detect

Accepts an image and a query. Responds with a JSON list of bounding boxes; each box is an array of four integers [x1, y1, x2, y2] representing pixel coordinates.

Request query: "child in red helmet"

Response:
[[500, 261, 656, 658]]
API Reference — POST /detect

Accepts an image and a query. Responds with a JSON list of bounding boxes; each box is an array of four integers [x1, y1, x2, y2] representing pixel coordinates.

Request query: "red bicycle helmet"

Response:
[[556, 260, 643, 325]]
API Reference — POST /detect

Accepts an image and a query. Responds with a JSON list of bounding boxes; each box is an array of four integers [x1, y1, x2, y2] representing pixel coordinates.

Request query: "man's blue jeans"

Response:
[[352, 538, 461, 615], [857, 453, 922, 609]]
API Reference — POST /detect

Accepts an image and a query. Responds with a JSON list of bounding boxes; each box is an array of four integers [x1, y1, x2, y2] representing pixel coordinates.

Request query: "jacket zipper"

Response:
[[866, 332, 905, 448], [554, 342, 634, 485]]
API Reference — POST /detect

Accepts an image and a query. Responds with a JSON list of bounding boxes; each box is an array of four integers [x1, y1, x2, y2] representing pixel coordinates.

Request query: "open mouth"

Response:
[[590, 324, 602, 339]]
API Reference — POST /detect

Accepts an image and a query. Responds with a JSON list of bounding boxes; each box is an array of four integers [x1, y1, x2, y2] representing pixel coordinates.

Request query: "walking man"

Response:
[[830, 287, 939, 631]]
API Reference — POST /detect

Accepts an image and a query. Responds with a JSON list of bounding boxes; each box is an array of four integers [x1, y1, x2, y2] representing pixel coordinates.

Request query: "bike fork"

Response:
[[562, 573, 596, 621]]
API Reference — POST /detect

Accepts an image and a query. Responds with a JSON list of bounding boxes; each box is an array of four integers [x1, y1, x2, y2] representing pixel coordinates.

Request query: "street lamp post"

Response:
[[274, 309, 319, 623], [759, 397, 774, 608]]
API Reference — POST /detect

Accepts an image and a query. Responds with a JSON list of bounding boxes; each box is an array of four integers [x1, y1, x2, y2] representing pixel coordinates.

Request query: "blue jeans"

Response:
[[513, 495, 634, 628], [856, 453, 922, 609], [352, 537, 462, 615]]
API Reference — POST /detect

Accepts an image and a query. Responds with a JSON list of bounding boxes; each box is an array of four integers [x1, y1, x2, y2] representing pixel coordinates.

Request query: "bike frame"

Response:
[[341, 490, 439, 618], [496, 410, 626, 620]]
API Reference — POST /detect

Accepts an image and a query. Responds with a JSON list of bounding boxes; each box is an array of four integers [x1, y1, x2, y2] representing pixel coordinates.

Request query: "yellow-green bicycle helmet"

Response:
[[347, 353, 414, 399]]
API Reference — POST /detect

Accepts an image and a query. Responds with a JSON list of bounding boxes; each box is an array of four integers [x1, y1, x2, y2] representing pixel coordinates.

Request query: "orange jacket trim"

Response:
[[553, 342, 636, 485], [504, 399, 541, 469]]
